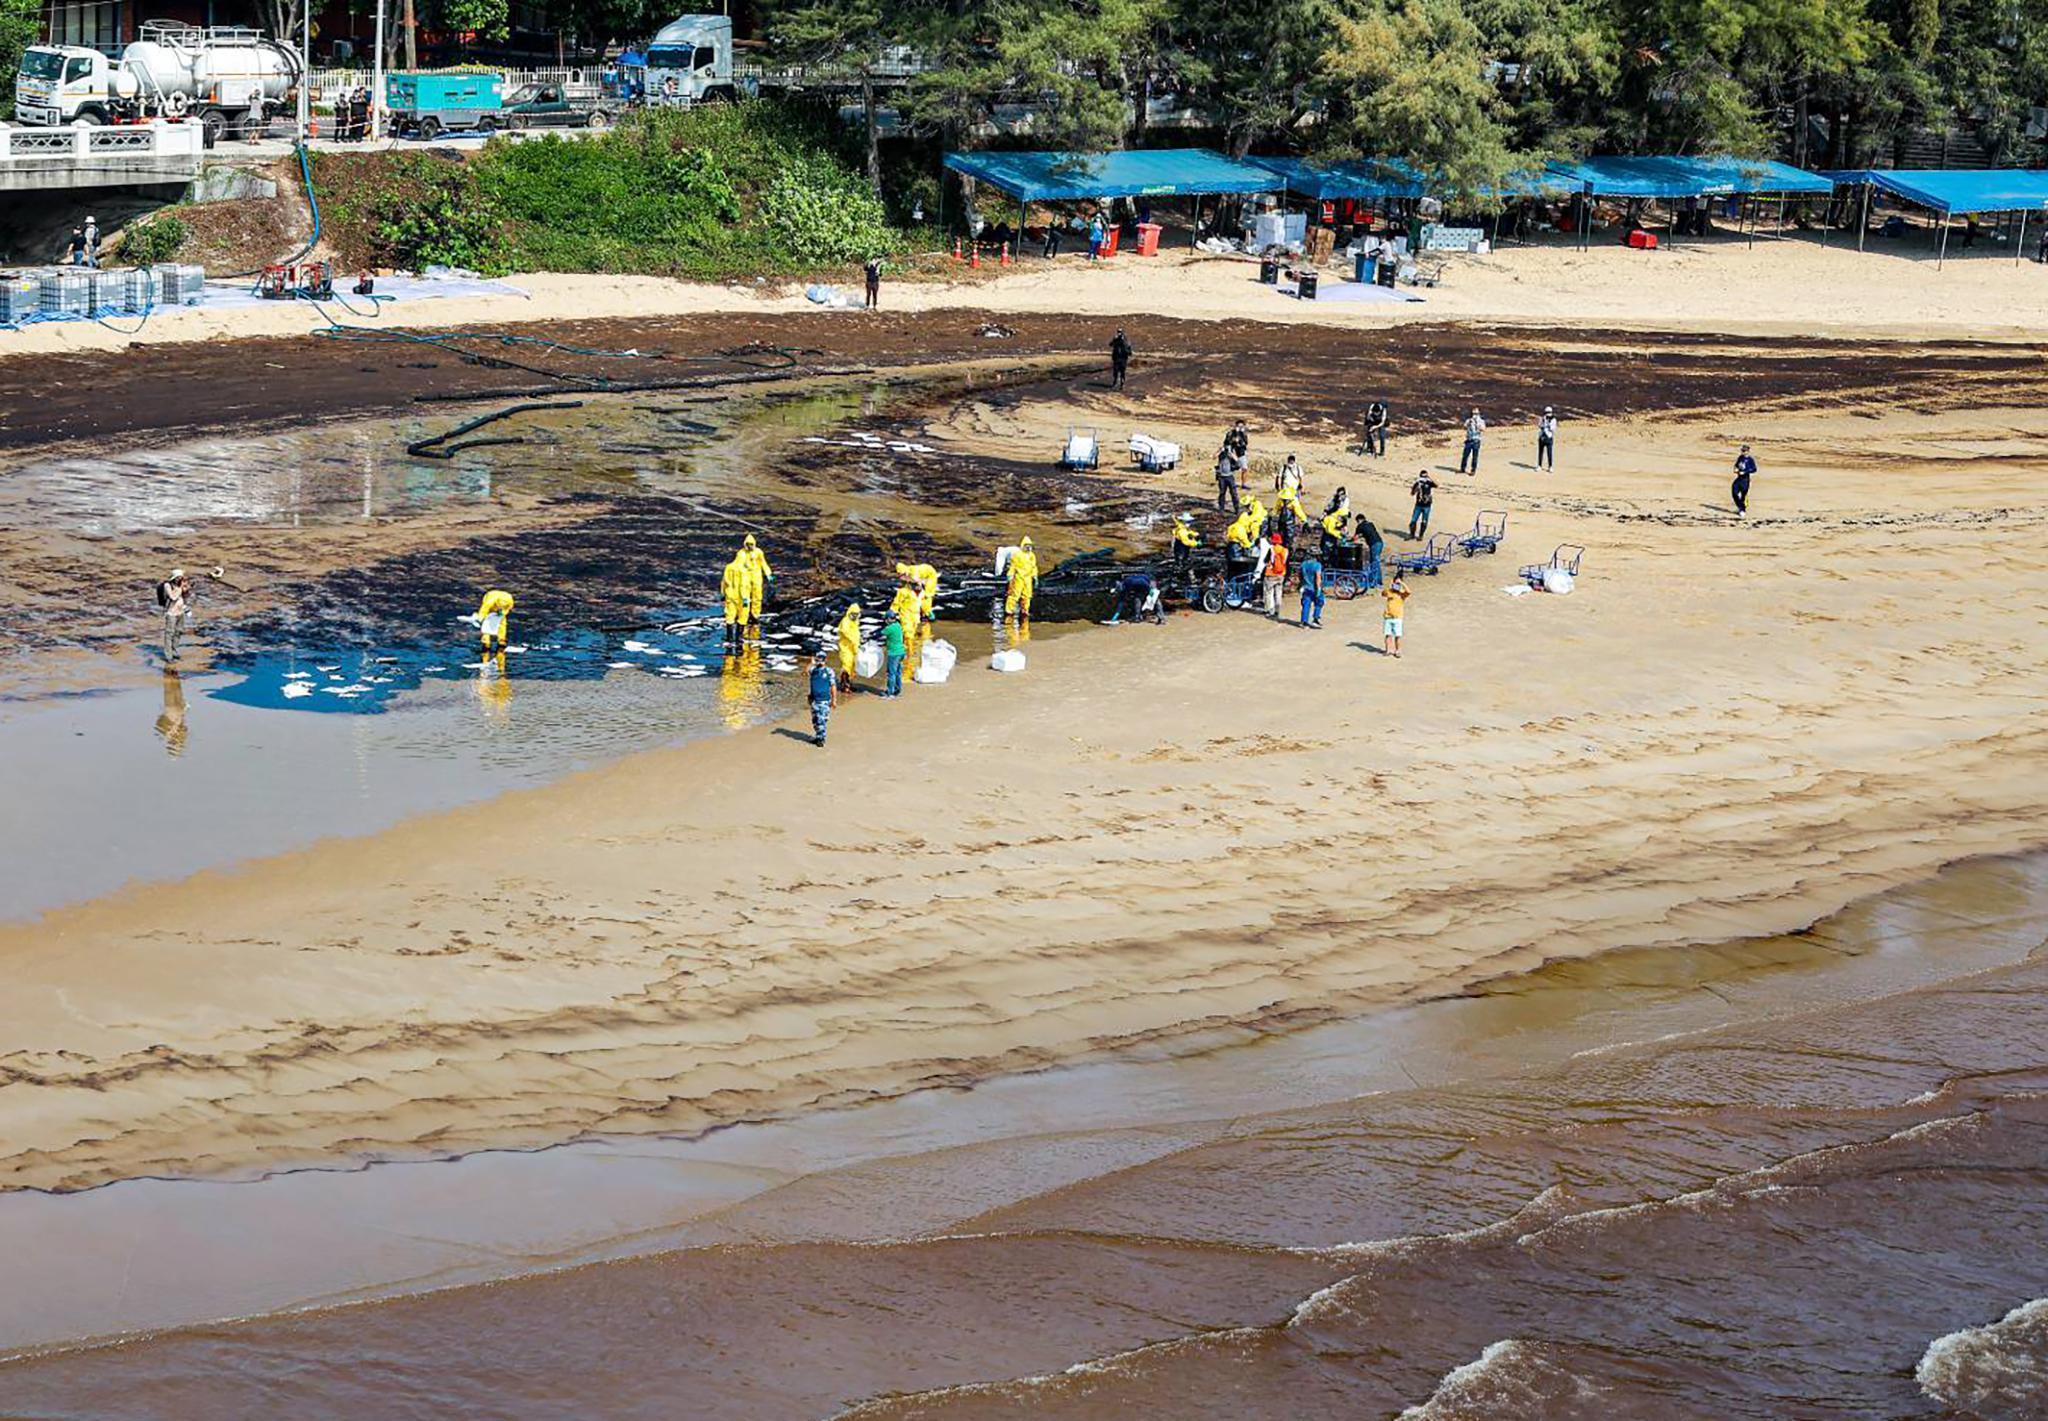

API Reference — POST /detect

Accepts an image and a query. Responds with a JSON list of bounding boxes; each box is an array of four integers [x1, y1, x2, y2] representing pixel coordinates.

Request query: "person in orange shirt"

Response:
[[1383, 573, 1410, 658], [1261, 536, 1289, 619]]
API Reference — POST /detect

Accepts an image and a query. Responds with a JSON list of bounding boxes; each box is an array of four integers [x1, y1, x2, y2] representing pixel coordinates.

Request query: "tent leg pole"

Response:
[[1859, 183, 1870, 252], [2018, 210, 2028, 267], [1938, 219, 1948, 270], [1018, 195, 1026, 255]]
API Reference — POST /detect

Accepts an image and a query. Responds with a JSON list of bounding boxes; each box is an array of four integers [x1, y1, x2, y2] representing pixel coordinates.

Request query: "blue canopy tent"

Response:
[[1820, 168, 2048, 265], [1541, 155, 1832, 199], [1539, 156, 1833, 249], [1245, 156, 1428, 203], [942, 148, 1280, 249]]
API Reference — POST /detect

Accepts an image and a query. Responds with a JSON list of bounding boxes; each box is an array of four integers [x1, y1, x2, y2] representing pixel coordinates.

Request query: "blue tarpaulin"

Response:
[[942, 148, 1279, 202], [1820, 168, 2048, 215], [1541, 156, 1833, 198], [1246, 157, 1427, 201]]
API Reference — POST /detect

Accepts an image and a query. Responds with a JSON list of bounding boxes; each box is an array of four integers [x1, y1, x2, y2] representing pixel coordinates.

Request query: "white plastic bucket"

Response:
[[855, 641, 884, 678]]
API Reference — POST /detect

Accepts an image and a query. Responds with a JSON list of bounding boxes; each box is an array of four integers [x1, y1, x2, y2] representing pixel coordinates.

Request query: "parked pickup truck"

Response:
[[501, 83, 617, 130]]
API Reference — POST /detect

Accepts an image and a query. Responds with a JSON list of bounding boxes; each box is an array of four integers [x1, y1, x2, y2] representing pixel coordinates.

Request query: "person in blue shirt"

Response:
[[1732, 444, 1757, 517], [807, 652, 835, 746], [1298, 551, 1325, 628]]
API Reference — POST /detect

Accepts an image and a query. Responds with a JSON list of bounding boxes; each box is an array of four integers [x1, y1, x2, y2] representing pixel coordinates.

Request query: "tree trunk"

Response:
[[1792, 78, 1809, 168], [1130, 63, 1150, 148], [402, 0, 417, 70], [862, 72, 881, 196]]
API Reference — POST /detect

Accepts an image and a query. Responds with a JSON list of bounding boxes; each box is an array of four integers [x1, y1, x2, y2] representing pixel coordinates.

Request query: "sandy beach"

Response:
[[6, 227, 2048, 368], [3, 241, 2048, 1414]]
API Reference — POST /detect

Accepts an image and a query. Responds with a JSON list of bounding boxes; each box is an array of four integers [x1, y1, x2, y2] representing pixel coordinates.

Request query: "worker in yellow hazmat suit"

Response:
[[1170, 514, 1202, 586], [1226, 509, 1259, 551], [1003, 536, 1038, 621], [476, 589, 514, 652], [740, 534, 773, 635], [912, 563, 940, 623], [720, 550, 751, 648], [889, 577, 924, 640], [835, 602, 862, 693]]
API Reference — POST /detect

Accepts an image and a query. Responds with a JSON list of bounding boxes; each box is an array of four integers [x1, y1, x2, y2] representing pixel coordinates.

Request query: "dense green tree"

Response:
[[1, 0, 38, 123]]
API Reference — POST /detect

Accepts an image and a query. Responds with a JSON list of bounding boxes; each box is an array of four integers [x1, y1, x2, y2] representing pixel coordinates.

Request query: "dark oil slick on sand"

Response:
[[3, 855, 2044, 1421]]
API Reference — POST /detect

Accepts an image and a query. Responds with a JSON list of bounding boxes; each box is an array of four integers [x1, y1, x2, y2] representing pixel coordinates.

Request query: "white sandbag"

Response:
[[914, 639, 957, 683], [855, 641, 884, 678], [1541, 567, 1575, 595], [995, 544, 1020, 574], [990, 649, 1026, 673]]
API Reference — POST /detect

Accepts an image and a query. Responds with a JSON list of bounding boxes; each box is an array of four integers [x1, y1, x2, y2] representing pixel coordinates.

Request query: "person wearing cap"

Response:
[[1537, 406, 1558, 471], [807, 651, 835, 746], [155, 568, 195, 661], [1458, 407, 1485, 474], [83, 216, 100, 268], [1731, 444, 1757, 517]]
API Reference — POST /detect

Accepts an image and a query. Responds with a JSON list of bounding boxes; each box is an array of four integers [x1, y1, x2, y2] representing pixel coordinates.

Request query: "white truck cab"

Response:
[[15, 45, 139, 126], [645, 15, 736, 107]]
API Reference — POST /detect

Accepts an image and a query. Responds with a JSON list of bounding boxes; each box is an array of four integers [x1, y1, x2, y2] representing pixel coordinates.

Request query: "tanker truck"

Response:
[[14, 21, 301, 147]]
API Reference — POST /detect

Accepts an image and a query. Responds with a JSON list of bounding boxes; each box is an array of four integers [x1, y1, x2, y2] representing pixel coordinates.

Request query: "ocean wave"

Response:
[[1396, 1339, 1605, 1420], [1915, 1297, 2048, 1420]]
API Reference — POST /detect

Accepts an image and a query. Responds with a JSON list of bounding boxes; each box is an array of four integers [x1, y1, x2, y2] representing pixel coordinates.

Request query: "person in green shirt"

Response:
[[883, 612, 907, 697]]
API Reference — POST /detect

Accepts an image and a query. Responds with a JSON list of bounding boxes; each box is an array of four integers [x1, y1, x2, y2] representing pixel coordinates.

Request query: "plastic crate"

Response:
[[37, 269, 91, 318], [0, 272, 39, 323], [87, 268, 150, 314], [152, 262, 207, 305]]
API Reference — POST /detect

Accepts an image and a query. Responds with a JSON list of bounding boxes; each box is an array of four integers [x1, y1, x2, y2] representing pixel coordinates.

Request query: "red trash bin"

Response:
[[1098, 225, 1122, 257], [1135, 222, 1162, 256]]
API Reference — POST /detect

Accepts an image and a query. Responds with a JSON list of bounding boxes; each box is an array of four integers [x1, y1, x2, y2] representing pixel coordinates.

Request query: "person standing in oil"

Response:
[[475, 589, 515, 654]]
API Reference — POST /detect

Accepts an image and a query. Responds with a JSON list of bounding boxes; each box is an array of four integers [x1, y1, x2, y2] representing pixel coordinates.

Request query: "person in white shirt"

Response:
[[1537, 406, 1558, 470], [1458, 408, 1485, 474], [156, 569, 195, 661]]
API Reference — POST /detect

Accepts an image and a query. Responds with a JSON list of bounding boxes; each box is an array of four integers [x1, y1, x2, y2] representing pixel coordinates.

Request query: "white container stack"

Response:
[[0, 272, 39, 323], [37, 269, 91, 319], [88, 267, 154, 314], [152, 263, 206, 305]]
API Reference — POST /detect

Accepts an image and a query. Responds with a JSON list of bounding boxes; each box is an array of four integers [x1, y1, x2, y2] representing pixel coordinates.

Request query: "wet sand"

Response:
[[4, 314, 2048, 1197], [2, 854, 2043, 1418], [4, 260, 2048, 1415]]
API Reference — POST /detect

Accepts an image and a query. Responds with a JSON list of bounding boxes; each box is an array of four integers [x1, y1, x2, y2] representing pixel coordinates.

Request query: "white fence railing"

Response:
[[0, 120, 204, 162], [304, 66, 600, 105]]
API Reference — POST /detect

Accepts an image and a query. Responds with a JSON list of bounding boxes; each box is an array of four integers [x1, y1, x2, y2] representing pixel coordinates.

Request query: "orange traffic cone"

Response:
[[1000, 242, 1011, 266], [953, 237, 962, 260], [970, 243, 980, 268]]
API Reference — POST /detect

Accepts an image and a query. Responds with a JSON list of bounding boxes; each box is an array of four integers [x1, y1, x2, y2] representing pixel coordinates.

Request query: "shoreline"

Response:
[[1, 849, 2040, 1360]]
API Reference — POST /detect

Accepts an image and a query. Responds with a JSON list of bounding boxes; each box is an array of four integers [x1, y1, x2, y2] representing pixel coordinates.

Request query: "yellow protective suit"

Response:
[[1226, 511, 1259, 550], [1276, 487, 1305, 521], [910, 563, 940, 622], [890, 582, 924, 638], [835, 604, 863, 680], [1172, 521, 1202, 552], [1245, 496, 1267, 533], [1004, 538, 1038, 619], [1321, 509, 1347, 540], [720, 554, 751, 631], [476, 589, 515, 649], [740, 535, 773, 629]]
